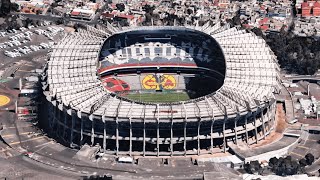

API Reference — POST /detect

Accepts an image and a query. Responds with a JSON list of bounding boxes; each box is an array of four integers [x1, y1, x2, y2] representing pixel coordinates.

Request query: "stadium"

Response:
[[41, 23, 279, 156]]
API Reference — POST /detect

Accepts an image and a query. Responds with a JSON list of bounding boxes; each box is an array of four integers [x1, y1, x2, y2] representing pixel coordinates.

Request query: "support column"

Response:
[[103, 118, 106, 152], [143, 105, 146, 157], [63, 110, 67, 140], [51, 103, 56, 132], [223, 116, 227, 153], [272, 103, 276, 126], [267, 105, 272, 130], [56, 106, 61, 137], [245, 115, 249, 144], [156, 122, 159, 157], [261, 108, 266, 140], [234, 116, 238, 145], [70, 113, 75, 147], [197, 119, 201, 155], [80, 117, 83, 146], [184, 120, 187, 156], [91, 118, 95, 146], [57, 105, 62, 133], [170, 120, 173, 157], [129, 118, 132, 156], [143, 121, 146, 157], [254, 114, 258, 144], [156, 105, 159, 157], [116, 119, 119, 156], [210, 119, 214, 154]]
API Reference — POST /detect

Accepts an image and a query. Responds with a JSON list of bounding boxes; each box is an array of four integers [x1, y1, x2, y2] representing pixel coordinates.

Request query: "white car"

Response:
[[25, 31, 33, 35], [7, 54, 16, 58], [0, 32, 6, 37], [5, 42, 13, 47], [17, 33, 24, 38], [20, 27, 27, 31], [9, 36, 17, 41], [12, 41, 21, 46], [4, 51, 16, 57], [30, 46, 37, 51], [25, 36, 32, 41], [18, 49, 27, 54], [34, 29, 45, 35], [39, 43, 50, 49]]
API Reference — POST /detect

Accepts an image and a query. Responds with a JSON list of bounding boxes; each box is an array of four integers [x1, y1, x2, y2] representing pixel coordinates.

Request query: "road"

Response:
[[284, 75, 320, 82], [0, 155, 78, 179]]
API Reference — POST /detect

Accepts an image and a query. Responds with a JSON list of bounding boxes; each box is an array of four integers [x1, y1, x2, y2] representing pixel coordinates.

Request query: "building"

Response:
[[313, 1, 320, 16], [70, 8, 95, 20], [41, 23, 279, 157], [303, 2, 311, 17]]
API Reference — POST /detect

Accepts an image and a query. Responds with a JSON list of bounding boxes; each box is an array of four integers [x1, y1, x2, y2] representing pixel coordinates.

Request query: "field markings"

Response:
[[9, 136, 45, 146], [34, 141, 54, 148], [290, 151, 304, 158], [1, 134, 14, 138], [307, 139, 318, 142], [4, 124, 33, 129], [1, 131, 33, 138], [17, 69, 31, 73], [297, 145, 309, 150]]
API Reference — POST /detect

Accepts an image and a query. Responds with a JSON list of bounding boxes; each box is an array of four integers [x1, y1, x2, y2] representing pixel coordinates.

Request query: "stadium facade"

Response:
[[41, 23, 280, 156]]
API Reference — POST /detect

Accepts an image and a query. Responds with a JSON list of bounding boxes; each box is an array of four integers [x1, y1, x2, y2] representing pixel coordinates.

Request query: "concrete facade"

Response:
[[42, 23, 279, 156]]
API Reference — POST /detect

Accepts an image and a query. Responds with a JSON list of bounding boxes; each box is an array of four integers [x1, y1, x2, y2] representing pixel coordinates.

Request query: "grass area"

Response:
[[124, 92, 190, 103]]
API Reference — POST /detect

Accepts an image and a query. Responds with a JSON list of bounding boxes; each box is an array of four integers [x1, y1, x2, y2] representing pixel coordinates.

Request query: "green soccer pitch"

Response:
[[124, 92, 190, 103]]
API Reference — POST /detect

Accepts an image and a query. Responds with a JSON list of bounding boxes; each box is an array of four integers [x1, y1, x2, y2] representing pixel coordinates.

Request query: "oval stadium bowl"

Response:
[[42, 23, 279, 156]]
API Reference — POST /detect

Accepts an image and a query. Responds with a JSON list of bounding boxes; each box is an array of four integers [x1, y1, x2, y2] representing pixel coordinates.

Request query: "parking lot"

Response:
[[0, 23, 65, 78]]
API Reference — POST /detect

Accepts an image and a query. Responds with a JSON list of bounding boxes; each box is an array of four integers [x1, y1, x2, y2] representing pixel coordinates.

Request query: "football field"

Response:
[[125, 92, 190, 103]]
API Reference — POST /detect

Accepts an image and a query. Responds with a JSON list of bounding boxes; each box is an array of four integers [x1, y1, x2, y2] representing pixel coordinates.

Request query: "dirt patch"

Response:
[[250, 131, 282, 148], [275, 103, 288, 133], [64, 27, 75, 33], [250, 104, 287, 148]]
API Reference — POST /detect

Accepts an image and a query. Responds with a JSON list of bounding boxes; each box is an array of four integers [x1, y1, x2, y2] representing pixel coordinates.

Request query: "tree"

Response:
[[282, 159, 298, 176], [305, 153, 314, 165], [51, 2, 58, 8], [0, 0, 12, 16], [251, 27, 265, 39], [299, 158, 308, 167], [267, 156, 305, 176], [11, 3, 19, 12], [250, 160, 261, 174], [55, 17, 64, 25], [142, 4, 155, 14], [115, 3, 125, 12], [244, 162, 251, 173], [231, 10, 241, 26], [269, 157, 278, 168], [36, 9, 42, 15]]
